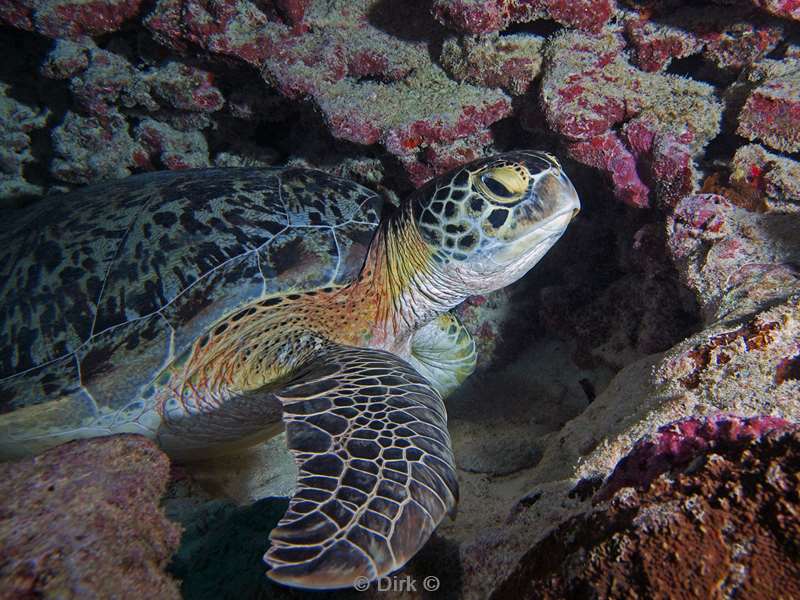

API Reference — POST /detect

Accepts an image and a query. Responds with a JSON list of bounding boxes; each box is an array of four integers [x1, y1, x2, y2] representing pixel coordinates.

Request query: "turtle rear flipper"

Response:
[[266, 345, 458, 590]]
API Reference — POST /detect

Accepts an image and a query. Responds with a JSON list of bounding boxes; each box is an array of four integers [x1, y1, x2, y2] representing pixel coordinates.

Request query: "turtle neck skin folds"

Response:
[[350, 204, 474, 354]]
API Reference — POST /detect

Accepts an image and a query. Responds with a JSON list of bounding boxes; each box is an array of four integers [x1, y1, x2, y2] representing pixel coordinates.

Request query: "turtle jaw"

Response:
[[493, 203, 577, 265], [456, 211, 570, 294], [459, 180, 580, 293]]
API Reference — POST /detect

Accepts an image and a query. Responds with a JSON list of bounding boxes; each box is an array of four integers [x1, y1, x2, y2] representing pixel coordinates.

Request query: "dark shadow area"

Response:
[[702, 132, 750, 166], [368, 0, 446, 43], [368, 0, 449, 64], [665, 54, 719, 84], [501, 18, 562, 38], [0, 26, 70, 203]]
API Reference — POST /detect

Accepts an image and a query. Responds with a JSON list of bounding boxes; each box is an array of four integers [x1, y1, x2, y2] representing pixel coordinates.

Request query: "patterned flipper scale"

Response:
[[266, 345, 458, 589]]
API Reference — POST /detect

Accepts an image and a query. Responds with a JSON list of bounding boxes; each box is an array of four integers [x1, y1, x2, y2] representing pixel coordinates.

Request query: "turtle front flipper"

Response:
[[266, 345, 458, 590], [408, 313, 477, 398]]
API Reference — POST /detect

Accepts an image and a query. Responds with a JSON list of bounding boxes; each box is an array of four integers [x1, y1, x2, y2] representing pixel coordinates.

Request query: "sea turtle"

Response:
[[0, 151, 579, 589]]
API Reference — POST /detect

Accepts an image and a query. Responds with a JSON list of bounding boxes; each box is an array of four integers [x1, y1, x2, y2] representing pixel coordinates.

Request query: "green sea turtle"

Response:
[[0, 151, 579, 589]]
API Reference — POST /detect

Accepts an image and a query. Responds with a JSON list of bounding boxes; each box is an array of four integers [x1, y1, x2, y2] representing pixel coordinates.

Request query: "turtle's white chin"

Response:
[[473, 208, 574, 292]]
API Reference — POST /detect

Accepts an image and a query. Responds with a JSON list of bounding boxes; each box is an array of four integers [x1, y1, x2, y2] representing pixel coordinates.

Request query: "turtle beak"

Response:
[[571, 207, 580, 221]]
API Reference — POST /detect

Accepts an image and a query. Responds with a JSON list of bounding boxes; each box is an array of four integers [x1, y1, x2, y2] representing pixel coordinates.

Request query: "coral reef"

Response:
[[35, 36, 225, 183], [596, 414, 791, 500], [0, 0, 519, 191], [432, 0, 615, 34], [0, 435, 181, 599], [0, 82, 48, 200], [143, 0, 512, 186], [730, 143, 800, 210], [667, 193, 800, 321], [440, 33, 544, 96], [539, 29, 721, 208], [5, 0, 790, 201], [735, 57, 800, 153], [623, 5, 784, 72], [1, 0, 145, 39], [50, 109, 143, 183], [748, 0, 800, 21], [491, 426, 800, 599]]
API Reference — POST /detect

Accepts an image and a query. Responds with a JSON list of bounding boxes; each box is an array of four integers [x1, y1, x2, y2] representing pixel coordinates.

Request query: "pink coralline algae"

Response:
[[50, 109, 146, 184], [65, 46, 152, 116], [40, 38, 221, 183], [144, 0, 512, 186], [144, 0, 276, 67], [623, 9, 702, 73], [596, 414, 791, 501], [262, 4, 512, 186], [272, 0, 311, 27], [623, 6, 784, 73], [736, 57, 800, 153], [0, 435, 181, 599], [440, 33, 545, 96], [730, 144, 800, 210], [748, 0, 800, 20], [667, 193, 800, 320], [0, 0, 794, 198], [149, 63, 225, 113], [540, 30, 720, 208], [135, 117, 211, 170], [567, 132, 650, 208], [432, 0, 616, 35], [0, 0, 145, 39]]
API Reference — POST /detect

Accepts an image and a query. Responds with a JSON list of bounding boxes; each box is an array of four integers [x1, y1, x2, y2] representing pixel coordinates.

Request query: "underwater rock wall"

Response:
[[0, 436, 181, 599], [1, 0, 800, 598], [492, 422, 800, 599], [1, 0, 511, 195], [3, 0, 798, 203]]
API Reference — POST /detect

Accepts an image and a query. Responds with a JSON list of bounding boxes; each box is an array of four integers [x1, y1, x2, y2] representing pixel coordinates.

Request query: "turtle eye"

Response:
[[481, 174, 515, 198], [475, 165, 529, 204]]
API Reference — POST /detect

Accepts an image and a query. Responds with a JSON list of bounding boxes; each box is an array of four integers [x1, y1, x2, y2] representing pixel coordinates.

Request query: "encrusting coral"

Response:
[[0, 436, 181, 599], [492, 423, 800, 599]]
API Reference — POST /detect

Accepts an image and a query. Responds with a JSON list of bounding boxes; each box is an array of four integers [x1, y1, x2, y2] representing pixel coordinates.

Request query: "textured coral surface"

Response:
[[433, 0, 616, 34], [539, 28, 720, 208], [0, 435, 181, 599], [492, 426, 800, 599], [597, 414, 791, 499], [736, 57, 800, 153], [1, 0, 796, 203]]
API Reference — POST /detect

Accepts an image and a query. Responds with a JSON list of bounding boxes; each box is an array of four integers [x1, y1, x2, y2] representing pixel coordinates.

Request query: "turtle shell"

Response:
[[0, 167, 383, 426]]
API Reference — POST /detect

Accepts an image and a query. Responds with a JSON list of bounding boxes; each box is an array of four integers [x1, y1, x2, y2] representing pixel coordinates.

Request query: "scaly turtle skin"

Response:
[[0, 151, 580, 590]]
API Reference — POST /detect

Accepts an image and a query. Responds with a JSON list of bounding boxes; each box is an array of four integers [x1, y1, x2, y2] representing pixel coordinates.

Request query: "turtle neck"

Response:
[[349, 203, 472, 354]]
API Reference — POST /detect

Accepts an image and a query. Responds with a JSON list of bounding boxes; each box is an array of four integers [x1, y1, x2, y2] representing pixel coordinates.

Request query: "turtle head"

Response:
[[410, 151, 580, 293]]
